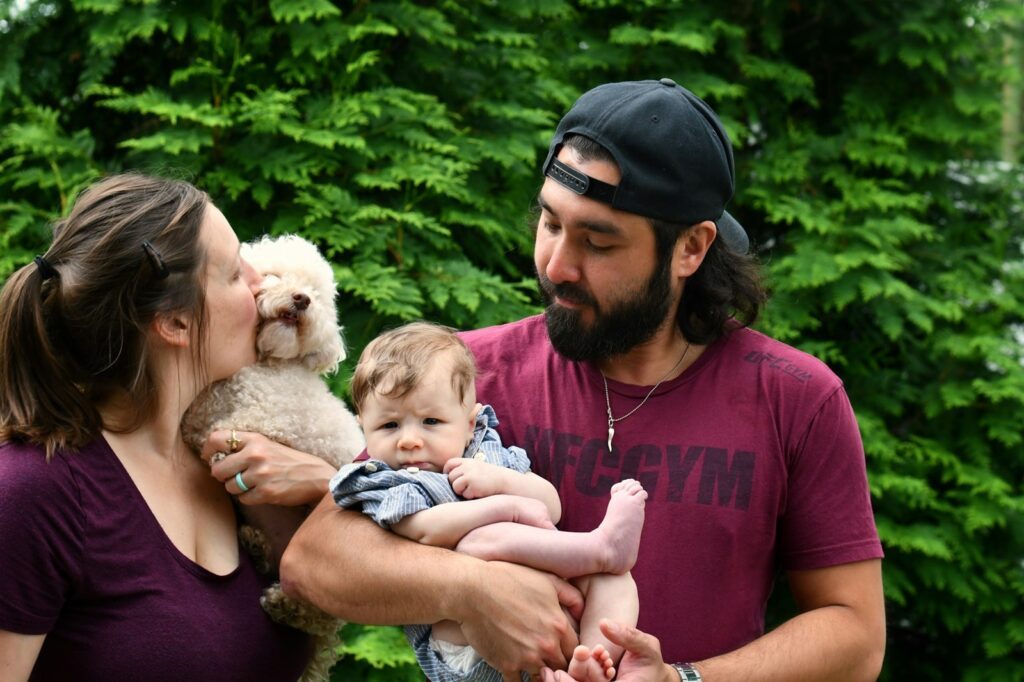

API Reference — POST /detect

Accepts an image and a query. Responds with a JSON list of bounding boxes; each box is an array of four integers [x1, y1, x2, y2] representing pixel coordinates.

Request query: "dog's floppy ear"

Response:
[[301, 331, 346, 374]]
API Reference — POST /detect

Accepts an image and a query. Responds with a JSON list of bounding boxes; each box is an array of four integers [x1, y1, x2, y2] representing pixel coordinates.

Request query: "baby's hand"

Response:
[[445, 458, 509, 499]]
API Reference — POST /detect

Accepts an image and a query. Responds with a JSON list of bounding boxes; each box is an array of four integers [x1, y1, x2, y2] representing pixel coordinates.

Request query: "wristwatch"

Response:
[[671, 663, 703, 681]]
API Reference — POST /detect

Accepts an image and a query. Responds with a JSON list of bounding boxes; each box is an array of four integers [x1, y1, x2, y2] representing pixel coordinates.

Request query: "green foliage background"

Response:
[[2, 1, 1023, 679]]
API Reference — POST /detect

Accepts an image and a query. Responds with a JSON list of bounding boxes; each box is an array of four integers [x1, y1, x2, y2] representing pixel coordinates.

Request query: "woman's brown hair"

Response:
[[0, 173, 211, 457]]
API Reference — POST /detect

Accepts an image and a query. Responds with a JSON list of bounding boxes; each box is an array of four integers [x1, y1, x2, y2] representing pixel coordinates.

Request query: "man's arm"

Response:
[[279, 495, 583, 677], [692, 559, 885, 681], [547, 559, 885, 682]]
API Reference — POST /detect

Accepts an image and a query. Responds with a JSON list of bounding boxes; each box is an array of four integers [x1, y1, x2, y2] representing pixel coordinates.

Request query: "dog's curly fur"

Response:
[[182, 235, 363, 682]]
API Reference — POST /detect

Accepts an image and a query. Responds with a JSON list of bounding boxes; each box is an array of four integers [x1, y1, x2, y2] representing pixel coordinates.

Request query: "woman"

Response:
[[0, 173, 336, 680]]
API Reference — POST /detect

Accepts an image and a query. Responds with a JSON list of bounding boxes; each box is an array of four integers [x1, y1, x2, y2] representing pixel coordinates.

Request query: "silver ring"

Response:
[[234, 471, 250, 493]]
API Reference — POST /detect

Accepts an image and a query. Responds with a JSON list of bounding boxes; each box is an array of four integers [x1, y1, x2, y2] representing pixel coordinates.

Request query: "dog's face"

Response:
[[241, 235, 345, 373]]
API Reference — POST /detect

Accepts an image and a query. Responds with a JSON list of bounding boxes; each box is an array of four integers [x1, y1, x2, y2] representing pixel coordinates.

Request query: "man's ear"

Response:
[[673, 220, 717, 279], [152, 313, 191, 348]]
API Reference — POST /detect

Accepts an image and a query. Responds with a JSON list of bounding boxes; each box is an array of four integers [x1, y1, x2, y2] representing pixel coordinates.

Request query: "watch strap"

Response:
[[671, 662, 703, 681]]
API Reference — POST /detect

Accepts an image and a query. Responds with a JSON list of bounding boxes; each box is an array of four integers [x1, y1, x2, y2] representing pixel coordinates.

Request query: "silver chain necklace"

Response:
[[601, 342, 690, 452]]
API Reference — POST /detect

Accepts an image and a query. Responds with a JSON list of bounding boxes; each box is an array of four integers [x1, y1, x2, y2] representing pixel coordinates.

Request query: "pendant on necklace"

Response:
[[607, 419, 615, 452]]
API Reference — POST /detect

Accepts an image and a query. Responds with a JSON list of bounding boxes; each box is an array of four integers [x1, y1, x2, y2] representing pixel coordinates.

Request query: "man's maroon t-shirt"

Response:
[[462, 315, 883, 663]]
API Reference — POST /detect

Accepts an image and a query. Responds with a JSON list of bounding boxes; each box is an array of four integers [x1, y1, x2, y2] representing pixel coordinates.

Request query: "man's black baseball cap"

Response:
[[542, 78, 749, 254]]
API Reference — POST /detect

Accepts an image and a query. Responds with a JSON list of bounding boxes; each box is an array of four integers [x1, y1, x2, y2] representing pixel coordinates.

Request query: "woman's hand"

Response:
[[200, 429, 337, 506]]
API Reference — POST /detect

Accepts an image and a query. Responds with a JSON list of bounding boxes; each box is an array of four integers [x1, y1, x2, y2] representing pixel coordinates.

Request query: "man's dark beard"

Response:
[[537, 255, 673, 362]]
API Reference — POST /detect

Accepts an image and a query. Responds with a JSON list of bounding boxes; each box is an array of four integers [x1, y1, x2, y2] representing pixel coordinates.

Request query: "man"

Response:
[[281, 79, 885, 681]]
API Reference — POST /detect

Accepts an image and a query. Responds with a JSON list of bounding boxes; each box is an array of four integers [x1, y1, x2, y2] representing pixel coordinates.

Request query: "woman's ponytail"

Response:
[[0, 260, 101, 457]]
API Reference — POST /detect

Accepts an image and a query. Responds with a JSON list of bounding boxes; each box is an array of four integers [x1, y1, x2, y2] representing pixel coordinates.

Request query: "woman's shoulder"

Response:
[[1, 439, 64, 481], [0, 440, 87, 512], [0, 440, 88, 605]]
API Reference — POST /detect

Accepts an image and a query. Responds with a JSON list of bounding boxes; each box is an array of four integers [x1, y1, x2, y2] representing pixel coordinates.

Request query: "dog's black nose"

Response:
[[292, 293, 310, 311]]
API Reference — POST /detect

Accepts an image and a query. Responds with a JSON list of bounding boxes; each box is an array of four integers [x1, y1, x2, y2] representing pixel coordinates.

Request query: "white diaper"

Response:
[[429, 635, 483, 674]]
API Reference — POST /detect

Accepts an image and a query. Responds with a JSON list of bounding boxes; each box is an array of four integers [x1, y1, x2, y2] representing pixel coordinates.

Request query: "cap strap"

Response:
[[546, 158, 617, 205]]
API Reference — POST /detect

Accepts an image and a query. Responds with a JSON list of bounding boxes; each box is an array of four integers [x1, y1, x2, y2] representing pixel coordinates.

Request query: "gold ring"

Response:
[[227, 430, 242, 453]]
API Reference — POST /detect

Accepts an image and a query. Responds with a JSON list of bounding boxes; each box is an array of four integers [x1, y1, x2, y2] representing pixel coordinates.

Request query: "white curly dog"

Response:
[[182, 234, 363, 682]]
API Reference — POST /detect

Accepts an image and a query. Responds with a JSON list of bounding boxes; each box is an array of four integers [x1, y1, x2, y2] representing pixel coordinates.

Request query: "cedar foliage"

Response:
[[1, 1, 1022, 679]]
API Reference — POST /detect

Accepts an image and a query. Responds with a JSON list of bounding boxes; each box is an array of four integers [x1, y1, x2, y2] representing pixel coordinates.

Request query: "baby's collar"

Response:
[[464, 404, 498, 458]]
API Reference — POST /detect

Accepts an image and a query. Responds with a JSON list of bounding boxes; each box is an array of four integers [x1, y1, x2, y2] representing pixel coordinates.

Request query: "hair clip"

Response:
[[141, 240, 169, 280], [33, 255, 58, 281]]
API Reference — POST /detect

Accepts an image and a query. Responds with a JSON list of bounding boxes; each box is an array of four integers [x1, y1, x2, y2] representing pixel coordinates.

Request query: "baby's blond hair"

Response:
[[350, 321, 476, 414]]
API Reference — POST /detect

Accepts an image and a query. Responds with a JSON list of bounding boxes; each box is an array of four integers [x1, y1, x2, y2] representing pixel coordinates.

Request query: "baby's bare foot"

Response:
[[566, 644, 615, 682], [595, 479, 647, 574]]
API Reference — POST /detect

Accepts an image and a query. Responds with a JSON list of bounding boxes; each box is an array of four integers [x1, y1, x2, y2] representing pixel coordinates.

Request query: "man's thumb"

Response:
[[599, 619, 652, 653]]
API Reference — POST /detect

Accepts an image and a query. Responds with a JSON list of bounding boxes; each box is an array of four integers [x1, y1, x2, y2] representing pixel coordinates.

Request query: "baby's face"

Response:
[[360, 362, 476, 473]]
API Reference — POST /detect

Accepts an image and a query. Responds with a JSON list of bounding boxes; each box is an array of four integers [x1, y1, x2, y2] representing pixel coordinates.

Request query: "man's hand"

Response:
[[599, 620, 678, 681], [456, 561, 584, 679]]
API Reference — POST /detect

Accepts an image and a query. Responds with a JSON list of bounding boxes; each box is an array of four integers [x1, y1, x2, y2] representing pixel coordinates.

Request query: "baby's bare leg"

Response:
[[455, 479, 647, 579], [566, 572, 639, 681]]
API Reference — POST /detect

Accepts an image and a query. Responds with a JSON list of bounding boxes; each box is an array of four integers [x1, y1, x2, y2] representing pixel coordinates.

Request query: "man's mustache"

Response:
[[537, 274, 597, 307]]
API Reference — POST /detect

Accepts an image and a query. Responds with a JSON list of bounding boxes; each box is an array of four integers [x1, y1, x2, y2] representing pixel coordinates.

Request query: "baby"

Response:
[[330, 322, 647, 682]]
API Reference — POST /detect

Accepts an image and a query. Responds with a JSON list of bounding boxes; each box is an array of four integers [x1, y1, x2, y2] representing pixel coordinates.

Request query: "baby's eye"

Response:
[[423, 418, 441, 425], [379, 421, 398, 430]]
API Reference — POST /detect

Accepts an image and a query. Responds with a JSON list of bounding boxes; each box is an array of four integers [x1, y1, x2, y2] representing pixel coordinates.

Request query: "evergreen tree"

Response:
[[1, 1, 1021, 678]]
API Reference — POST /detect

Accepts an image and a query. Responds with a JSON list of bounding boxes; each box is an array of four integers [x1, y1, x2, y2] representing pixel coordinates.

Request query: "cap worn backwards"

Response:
[[542, 78, 749, 254]]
